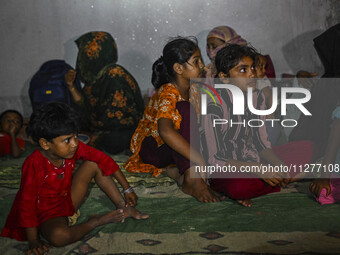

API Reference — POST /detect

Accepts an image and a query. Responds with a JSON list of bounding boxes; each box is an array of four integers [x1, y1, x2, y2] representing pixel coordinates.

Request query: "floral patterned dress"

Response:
[[125, 83, 186, 177], [75, 31, 145, 153]]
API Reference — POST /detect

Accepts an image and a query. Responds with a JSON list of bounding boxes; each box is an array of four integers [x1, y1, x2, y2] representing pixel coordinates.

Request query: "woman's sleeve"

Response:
[[75, 141, 119, 175], [155, 86, 178, 122], [16, 158, 44, 228]]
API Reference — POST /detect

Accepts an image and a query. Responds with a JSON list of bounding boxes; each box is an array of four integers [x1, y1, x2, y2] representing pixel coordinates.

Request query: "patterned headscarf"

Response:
[[75, 31, 118, 84], [206, 26, 247, 62]]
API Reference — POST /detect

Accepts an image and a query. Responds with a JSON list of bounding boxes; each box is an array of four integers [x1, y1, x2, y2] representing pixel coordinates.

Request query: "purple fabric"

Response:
[[316, 175, 340, 205], [139, 101, 198, 175]]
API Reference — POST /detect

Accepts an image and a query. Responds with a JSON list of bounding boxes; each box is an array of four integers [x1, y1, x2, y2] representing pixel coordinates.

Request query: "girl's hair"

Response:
[[27, 102, 79, 143], [0, 110, 23, 128], [152, 36, 199, 88], [215, 44, 258, 77]]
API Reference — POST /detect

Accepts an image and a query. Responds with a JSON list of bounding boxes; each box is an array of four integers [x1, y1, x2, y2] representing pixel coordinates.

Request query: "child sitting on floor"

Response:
[[0, 109, 25, 158], [125, 37, 224, 203], [1, 102, 148, 255], [201, 44, 316, 207]]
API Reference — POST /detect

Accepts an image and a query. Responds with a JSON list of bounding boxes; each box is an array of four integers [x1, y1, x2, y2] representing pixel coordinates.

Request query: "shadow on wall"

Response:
[[282, 30, 324, 75], [196, 29, 211, 65], [20, 76, 34, 118], [119, 50, 153, 93], [63, 35, 79, 69]]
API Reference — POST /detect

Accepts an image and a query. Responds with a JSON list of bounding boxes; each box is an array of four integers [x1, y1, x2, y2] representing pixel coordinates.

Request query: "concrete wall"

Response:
[[0, 0, 339, 117]]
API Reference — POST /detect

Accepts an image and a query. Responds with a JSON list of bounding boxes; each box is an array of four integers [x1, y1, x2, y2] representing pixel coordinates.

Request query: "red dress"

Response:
[[0, 132, 25, 157], [1, 141, 119, 241]]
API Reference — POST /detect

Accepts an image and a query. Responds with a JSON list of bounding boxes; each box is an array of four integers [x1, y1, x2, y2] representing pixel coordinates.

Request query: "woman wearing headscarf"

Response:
[[289, 23, 340, 157], [205, 25, 276, 79], [65, 31, 145, 154], [203, 26, 279, 145]]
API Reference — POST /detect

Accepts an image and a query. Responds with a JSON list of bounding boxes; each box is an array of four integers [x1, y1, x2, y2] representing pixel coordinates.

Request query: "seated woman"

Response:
[[205, 25, 276, 80], [65, 31, 145, 154], [200, 44, 317, 207]]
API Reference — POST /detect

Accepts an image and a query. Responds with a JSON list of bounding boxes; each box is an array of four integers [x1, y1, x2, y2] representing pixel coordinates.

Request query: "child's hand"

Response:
[[8, 124, 19, 137], [296, 70, 318, 89], [65, 69, 76, 88], [27, 239, 49, 255], [309, 178, 331, 198], [124, 192, 137, 207]]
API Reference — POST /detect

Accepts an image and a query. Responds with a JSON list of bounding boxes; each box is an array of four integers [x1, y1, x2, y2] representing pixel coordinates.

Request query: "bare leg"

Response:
[[40, 210, 124, 247], [165, 166, 184, 186], [71, 161, 125, 210], [72, 161, 148, 220], [181, 166, 223, 203]]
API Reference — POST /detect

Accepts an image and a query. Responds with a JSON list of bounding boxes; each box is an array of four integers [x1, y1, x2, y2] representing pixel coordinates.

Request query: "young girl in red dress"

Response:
[[1, 102, 148, 255]]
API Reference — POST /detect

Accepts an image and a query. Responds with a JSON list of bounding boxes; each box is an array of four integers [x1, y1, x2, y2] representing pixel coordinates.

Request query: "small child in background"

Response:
[[255, 54, 281, 145], [0, 110, 25, 157], [1, 102, 148, 254]]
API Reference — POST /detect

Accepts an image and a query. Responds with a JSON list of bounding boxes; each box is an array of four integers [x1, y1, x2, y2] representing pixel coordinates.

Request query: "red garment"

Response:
[[1, 141, 119, 241], [264, 55, 276, 79], [210, 141, 316, 200], [0, 133, 25, 157]]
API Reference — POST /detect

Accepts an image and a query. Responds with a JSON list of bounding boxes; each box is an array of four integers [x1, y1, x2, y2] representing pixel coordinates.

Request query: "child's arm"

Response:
[[65, 69, 83, 105], [259, 148, 289, 186], [113, 169, 137, 207], [8, 123, 22, 158], [310, 118, 340, 197], [158, 118, 206, 167], [26, 227, 49, 255]]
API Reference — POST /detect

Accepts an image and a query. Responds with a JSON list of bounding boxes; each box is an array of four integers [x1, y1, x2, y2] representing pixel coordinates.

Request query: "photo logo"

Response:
[[200, 83, 311, 128], [198, 82, 222, 114]]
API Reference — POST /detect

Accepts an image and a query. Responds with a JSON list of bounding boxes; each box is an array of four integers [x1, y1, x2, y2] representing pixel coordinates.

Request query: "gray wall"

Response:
[[1, 0, 339, 117]]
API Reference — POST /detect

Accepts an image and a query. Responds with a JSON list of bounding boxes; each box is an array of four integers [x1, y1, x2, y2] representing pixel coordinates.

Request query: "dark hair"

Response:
[[151, 36, 199, 88], [0, 110, 23, 128], [27, 102, 79, 143], [215, 44, 258, 77]]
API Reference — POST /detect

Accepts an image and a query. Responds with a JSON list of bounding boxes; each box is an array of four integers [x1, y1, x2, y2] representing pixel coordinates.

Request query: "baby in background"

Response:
[[0, 109, 25, 157]]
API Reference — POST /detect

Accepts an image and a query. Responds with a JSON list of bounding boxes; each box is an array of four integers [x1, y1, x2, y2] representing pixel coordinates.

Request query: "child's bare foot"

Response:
[[90, 209, 125, 226], [123, 205, 149, 220], [181, 166, 222, 203], [237, 199, 253, 207]]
